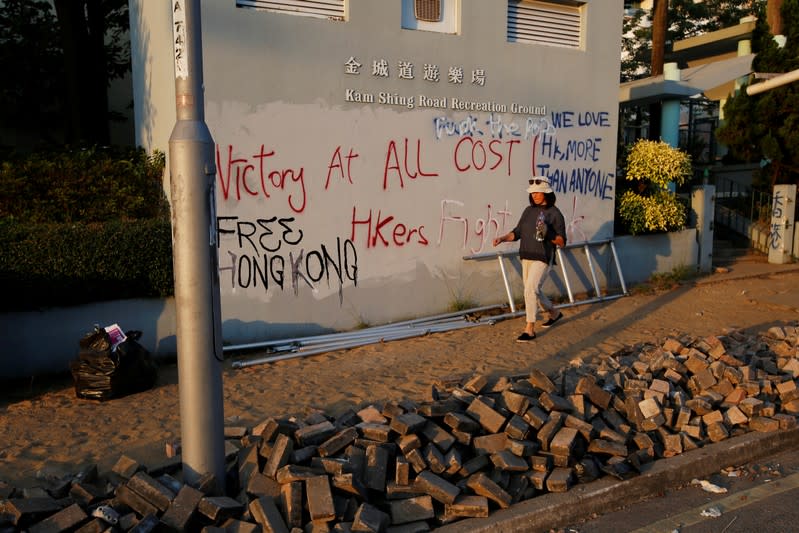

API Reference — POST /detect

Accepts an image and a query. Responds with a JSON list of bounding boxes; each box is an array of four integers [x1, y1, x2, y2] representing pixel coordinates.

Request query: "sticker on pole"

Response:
[[173, 0, 188, 79]]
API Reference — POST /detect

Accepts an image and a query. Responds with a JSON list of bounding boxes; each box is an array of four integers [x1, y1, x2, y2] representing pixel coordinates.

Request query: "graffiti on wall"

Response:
[[213, 107, 616, 302]]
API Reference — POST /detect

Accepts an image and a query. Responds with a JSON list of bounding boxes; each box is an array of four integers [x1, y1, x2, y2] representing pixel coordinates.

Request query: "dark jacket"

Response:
[[511, 204, 567, 264]]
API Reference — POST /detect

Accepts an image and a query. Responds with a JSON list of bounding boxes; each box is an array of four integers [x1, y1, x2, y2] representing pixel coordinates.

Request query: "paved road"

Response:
[[565, 447, 799, 533]]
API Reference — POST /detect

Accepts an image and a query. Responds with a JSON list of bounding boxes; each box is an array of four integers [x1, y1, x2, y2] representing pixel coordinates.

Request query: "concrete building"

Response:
[[128, 0, 625, 342]]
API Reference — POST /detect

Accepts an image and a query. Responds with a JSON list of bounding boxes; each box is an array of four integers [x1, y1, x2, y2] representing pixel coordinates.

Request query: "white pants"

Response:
[[521, 259, 554, 324]]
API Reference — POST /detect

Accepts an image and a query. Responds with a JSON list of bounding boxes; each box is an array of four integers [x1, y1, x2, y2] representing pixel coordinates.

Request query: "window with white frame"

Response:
[[507, 0, 585, 49], [402, 0, 459, 34], [236, 0, 347, 21]]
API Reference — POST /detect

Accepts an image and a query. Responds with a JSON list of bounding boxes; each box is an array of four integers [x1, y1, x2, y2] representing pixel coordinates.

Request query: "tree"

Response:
[[0, 0, 130, 148], [716, 0, 799, 187], [621, 0, 765, 82], [0, 0, 64, 146]]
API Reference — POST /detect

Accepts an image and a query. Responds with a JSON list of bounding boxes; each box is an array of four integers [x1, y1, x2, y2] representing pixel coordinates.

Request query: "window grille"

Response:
[[236, 0, 346, 21], [415, 0, 441, 22], [507, 0, 584, 49]]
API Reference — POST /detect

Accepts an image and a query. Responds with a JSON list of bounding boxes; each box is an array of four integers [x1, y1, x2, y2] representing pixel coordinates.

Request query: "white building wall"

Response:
[[130, 0, 624, 342]]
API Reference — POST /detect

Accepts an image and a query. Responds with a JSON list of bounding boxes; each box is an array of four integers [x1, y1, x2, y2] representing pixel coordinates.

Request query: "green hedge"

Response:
[[0, 219, 173, 311], [0, 146, 173, 311], [0, 146, 168, 223]]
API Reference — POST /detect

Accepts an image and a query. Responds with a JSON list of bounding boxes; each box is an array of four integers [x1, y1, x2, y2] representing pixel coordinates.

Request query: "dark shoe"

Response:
[[541, 312, 563, 328], [516, 332, 536, 342]]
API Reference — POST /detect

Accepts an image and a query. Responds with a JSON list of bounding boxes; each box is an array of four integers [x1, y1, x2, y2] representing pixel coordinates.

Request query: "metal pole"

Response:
[[168, 0, 225, 489]]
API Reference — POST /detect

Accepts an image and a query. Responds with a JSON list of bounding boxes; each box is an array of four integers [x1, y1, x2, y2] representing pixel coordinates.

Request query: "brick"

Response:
[[443, 447, 463, 476], [306, 475, 335, 523], [28, 503, 87, 533], [537, 413, 564, 451], [508, 439, 539, 457], [111, 455, 142, 479], [443, 495, 490, 519], [413, 471, 460, 504], [546, 467, 574, 492], [472, 433, 508, 455], [724, 387, 747, 406], [724, 406, 749, 426], [504, 415, 530, 440], [491, 450, 529, 472], [248, 496, 289, 533], [443, 412, 480, 433], [264, 433, 294, 479], [389, 495, 434, 525], [127, 472, 174, 512], [457, 454, 490, 477], [220, 518, 261, 533], [404, 448, 427, 473], [773, 413, 798, 429], [528, 369, 557, 393], [464, 374, 488, 394], [357, 405, 387, 424], [421, 421, 455, 452], [395, 455, 410, 485], [116, 484, 160, 517], [390, 413, 427, 435], [706, 421, 729, 442], [539, 392, 573, 412], [423, 443, 446, 474], [702, 410, 724, 426], [749, 416, 780, 432], [365, 444, 390, 491], [638, 397, 662, 419], [466, 397, 507, 433], [331, 473, 369, 500], [161, 484, 204, 532], [550, 427, 579, 457], [739, 397, 764, 417], [311, 457, 352, 476], [527, 469, 548, 491], [296, 421, 337, 447], [417, 398, 460, 417], [69, 482, 104, 506], [587, 439, 628, 457], [397, 434, 422, 454], [197, 496, 244, 523], [246, 472, 281, 499], [275, 464, 324, 484], [280, 481, 303, 528], [575, 377, 613, 409], [352, 502, 390, 532], [466, 472, 512, 509], [783, 399, 799, 415], [318, 427, 358, 457], [523, 406, 549, 429]]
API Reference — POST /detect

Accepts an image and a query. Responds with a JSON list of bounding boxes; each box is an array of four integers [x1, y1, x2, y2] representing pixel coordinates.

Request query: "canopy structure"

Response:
[[620, 53, 755, 106]]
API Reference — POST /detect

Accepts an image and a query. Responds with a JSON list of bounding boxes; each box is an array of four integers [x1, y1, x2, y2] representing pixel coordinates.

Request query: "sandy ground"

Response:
[[1, 266, 798, 489]]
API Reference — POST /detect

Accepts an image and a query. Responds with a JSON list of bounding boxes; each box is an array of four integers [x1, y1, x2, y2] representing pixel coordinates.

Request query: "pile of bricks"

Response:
[[2, 325, 798, 532]]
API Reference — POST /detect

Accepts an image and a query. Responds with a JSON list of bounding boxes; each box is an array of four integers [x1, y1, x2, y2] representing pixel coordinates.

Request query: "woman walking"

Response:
[[492, 176, 567, 342]]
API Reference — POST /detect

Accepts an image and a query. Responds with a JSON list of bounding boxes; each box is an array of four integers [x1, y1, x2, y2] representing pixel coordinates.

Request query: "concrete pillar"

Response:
[[692, 185, 716, 273], [660, 63, 681, 192], [768, 184, 797, 264]]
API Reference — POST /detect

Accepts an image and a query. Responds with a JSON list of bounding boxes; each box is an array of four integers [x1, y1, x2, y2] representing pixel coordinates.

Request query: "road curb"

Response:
[[436, 427, 799, 532]]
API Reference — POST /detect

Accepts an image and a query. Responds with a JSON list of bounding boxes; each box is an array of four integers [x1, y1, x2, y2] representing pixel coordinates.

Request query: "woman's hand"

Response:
[[552, 235, 565, 248]]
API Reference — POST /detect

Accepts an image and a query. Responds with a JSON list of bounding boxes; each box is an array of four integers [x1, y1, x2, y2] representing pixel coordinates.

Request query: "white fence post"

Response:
[[768, 184, 797, 264], [692, 185, 715, 273]]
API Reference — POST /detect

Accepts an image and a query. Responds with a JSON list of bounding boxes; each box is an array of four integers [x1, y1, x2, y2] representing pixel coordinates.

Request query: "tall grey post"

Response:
[[168, 0, 225, 488]]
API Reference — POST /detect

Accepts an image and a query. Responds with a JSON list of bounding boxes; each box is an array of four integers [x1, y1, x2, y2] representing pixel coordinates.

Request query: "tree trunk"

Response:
[[768, 0, 784, 35], [53, 0, 110, 145], [650, 0, 668, 77]]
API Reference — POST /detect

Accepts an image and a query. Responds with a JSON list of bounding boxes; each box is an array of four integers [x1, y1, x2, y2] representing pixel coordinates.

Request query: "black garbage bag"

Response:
[[70, 327, 158, 400]]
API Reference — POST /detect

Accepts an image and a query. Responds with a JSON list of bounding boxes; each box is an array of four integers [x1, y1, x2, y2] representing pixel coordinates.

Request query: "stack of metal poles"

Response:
[[228, 304, 523, 369]]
